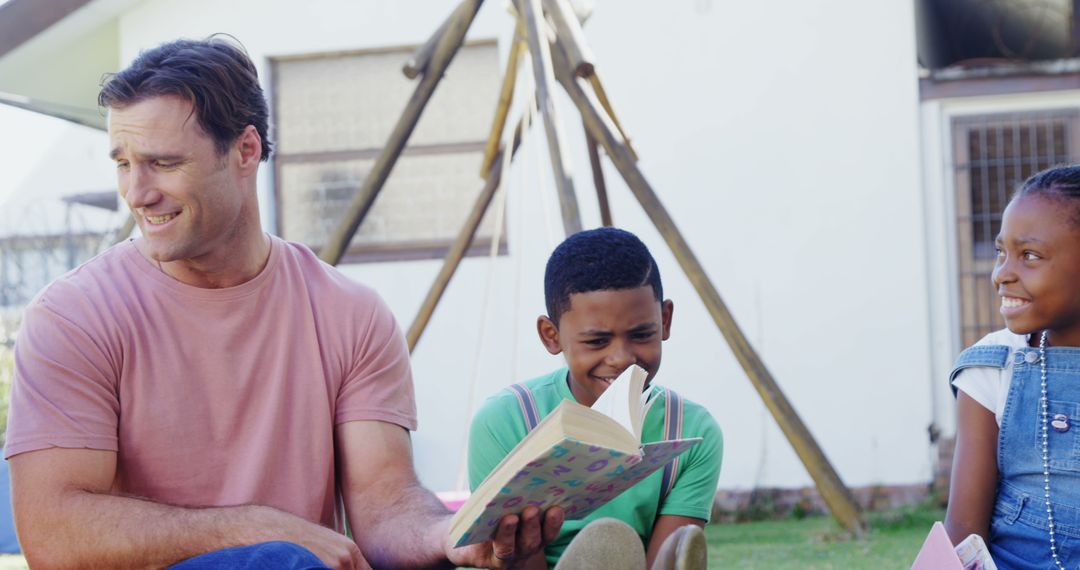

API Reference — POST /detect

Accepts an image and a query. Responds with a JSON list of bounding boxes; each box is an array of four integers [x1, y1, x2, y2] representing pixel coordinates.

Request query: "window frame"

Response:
[[949, 109, 1080, 347], [268, 40, 507, 264]]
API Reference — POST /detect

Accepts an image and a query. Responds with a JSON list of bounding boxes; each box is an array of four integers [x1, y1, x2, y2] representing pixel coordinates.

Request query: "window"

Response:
[[271, 41, 505, 262], [0, 233, 104, 307], [951, 110, 1080, 346]]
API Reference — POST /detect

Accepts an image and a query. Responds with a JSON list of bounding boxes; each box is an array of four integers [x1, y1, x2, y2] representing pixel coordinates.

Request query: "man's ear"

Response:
[[536, 315, 563, 355], [661, 299, 674, 341], [235, 125, 261, 175]]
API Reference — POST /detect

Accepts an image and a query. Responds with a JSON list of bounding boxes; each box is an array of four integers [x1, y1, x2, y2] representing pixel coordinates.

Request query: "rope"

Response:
[[533, 101, 559, 249], [450, 49, 561, 491], [509, 96, 540, 381], [453, 76, 536, 493]]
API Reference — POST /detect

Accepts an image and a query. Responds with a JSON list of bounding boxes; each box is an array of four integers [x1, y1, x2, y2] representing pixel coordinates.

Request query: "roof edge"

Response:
[[0, 0, 94, 59]]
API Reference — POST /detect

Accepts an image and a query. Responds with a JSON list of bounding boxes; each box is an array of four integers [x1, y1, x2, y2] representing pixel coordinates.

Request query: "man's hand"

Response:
[[336, 421, 564, 568], [447, 506, 564, 569], [254, 506, 370, 570]]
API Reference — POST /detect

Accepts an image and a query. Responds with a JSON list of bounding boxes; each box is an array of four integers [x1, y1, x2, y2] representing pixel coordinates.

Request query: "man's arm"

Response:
[[11, 447, 365, 569], [336, 420, 562, 569]]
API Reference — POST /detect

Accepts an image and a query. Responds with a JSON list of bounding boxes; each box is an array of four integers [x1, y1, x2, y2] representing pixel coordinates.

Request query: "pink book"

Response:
[[911, 522, 965, 570]]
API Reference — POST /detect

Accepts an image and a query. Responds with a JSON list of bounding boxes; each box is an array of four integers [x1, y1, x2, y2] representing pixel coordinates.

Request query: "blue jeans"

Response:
[[168, 541, 330, 569]]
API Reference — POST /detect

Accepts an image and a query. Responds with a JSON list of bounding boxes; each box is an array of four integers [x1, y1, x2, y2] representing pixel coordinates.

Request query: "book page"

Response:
[[590, 365, 648, 440], [954, 532, 997, 570], [641, 387, 659, 425]]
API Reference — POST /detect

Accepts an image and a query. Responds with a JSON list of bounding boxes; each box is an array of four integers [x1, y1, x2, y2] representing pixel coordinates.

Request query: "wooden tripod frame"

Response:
[[315, 0, 868, 536]]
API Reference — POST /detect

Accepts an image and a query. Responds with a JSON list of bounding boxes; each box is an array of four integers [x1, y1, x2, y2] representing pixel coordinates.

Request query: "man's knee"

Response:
[[168, 541, 330, 569]]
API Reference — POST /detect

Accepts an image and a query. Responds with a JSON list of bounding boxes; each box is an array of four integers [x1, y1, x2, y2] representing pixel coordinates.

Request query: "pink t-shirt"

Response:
[[5, 236, 417, 531]]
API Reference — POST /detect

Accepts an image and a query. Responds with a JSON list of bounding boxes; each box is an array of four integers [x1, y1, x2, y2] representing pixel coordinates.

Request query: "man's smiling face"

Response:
[[109, 95, 246, 267]]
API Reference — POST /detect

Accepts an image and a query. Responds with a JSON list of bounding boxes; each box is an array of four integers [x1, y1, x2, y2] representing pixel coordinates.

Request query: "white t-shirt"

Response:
[[951, 328, 1030, 426]]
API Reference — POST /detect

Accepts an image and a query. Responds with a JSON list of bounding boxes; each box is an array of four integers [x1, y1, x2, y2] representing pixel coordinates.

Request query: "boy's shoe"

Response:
[[555, 517, 647, 570], [651, 524, 708, 570]]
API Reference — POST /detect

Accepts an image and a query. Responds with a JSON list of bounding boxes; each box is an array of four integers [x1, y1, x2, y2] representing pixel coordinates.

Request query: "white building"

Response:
[[1, 0, 1076, 508]]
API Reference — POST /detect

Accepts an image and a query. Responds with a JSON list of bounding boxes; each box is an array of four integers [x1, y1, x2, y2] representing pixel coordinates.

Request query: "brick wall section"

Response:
[[712, 483, 935, 523], [933, 436, 956, 507], [711, 438, 957, 521]]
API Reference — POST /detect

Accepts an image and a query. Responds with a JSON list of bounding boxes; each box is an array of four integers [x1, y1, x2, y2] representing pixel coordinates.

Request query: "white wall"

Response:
[[111, 0, 931, 493]]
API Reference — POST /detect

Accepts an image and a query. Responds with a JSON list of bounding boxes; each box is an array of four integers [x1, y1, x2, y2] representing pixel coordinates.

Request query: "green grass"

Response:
[[706, 503, 945, 569], [458, 502, 945, 569], [0, 505, 942, 570]]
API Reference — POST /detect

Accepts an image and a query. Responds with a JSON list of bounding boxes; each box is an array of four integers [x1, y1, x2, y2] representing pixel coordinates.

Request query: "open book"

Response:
[[910, 522, 997, 570], [449, 366, 702, 547]]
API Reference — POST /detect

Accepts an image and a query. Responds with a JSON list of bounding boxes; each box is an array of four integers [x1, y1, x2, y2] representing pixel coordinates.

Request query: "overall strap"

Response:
[[659, 388, 684, 502], [949, 345, 1011, 397], [508, 383, 541, 432]]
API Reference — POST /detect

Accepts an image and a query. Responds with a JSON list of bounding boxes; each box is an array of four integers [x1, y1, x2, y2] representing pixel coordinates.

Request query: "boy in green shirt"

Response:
[[468, 227, 723, 570]]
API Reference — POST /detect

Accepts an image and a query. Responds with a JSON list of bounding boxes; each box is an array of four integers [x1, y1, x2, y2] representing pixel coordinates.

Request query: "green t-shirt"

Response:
[[467, 368, 723, 566]]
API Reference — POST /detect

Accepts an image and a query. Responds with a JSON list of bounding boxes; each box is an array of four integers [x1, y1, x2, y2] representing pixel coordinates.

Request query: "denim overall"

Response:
[[952, 344, 1080, 569]]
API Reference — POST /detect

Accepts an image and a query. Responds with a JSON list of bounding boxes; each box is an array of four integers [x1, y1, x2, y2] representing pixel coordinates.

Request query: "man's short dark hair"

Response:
[[544, 227, 663, 323], [98, 35, 273, 161]]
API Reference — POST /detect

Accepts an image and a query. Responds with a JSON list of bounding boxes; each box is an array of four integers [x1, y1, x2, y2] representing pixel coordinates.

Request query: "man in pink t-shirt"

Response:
[[5, 36, 561, 569]]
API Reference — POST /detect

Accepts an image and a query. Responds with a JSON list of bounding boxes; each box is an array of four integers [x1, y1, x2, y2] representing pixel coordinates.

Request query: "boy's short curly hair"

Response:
[[1016, 164, 1080, 228], [98, 35, 273, 161], [544, 227, 663, 324]]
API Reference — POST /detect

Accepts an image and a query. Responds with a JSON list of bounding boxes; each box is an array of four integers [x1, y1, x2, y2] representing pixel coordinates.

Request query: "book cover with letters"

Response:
[[449, 366, 702, 547]]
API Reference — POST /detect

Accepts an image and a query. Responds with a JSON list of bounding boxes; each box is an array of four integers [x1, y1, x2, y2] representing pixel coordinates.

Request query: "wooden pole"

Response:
[[552, 45, 868, 537], [542, 0, 594, 77], [402, 1, 467, 79], [480, 17, 526, 177], [407, 108, 530, 351], [584, 127, 612, 226], [519, 0, 581, 236], [319, 0, 484, 266], [585, 74, 637, 162], [536, 0, 636, 161]]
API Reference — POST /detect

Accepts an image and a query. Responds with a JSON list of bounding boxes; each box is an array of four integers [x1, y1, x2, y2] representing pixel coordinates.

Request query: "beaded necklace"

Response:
[[1039, 329, 1067, 570]]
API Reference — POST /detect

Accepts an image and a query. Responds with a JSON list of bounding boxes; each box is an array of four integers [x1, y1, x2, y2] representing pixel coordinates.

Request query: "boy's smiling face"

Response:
[[537, 286, 673, 407]]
